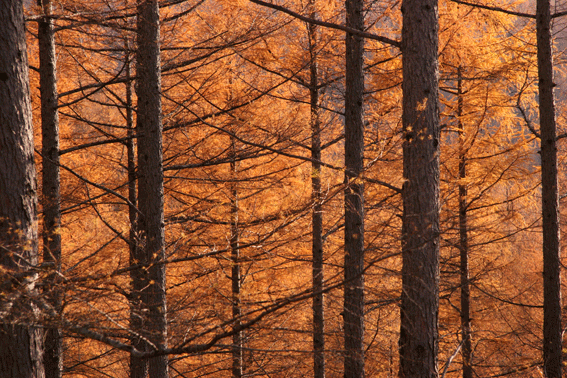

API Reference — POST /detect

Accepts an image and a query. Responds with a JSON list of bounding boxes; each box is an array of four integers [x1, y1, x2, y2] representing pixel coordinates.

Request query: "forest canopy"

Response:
[[0, 0, 565, 377]]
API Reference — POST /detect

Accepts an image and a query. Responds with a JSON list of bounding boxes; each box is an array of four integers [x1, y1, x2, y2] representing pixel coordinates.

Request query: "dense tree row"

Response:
[[0, 0, 565, 377]]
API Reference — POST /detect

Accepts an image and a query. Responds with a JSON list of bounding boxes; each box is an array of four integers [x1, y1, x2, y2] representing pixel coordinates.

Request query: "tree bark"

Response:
[[136, 1, 168, 377], [37, 0, 62, 376], [343, 0, 365, 377], [399, 1, 440, 377], [457, 67, 473, 378], [0, 1, 44, 376], [126, 43, 148, 378], [308, 3, 325, 378], [536, 0, 562, 376]]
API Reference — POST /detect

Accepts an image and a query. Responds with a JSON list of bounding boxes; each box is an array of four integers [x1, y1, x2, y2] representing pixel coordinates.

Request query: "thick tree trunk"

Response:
[[136, 1, 168, 377], [0, 1, 44, 377], [343, 1, 365, 377], [308, 4, 325, 378], [37, 0, 63, 376], [399, 1, 440, 377], [536, 1, 562, 377], [457, 68, 473, 378]]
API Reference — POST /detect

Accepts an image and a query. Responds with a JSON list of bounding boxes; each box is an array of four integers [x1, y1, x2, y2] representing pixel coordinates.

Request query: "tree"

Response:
[[37, 0, 63, 376], [536, 0, 561, 376], [135, 0, 169, 377], [454, 66, 473, 378], [126, 36, 146, 378], [0, 0, 44, 377], [399, 0, 440, 377], [343, 0, 365, 377], [308, 2, 326, 377]]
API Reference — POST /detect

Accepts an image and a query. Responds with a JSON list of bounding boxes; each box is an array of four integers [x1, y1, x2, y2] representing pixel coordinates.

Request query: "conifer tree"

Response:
[[307, 2, 326, 378], [344, 0, 365, 377], [0, 0, 44, 376], [536, 0, 561, 376], [37, 0, 63, 375], [135, 0, 169, 376], [399, 0, 440, 376]]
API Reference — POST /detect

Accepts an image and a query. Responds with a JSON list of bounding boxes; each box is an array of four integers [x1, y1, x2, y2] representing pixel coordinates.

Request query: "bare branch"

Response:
[[449, 0, 535, 18], [248, 0, 401, 48]]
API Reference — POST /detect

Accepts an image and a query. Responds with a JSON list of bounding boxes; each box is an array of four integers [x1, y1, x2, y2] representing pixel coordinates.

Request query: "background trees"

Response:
[[0, 0, 559, 376]]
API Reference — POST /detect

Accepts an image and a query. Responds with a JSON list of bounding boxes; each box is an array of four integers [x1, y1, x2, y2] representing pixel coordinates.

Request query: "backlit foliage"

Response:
[[19, 0, 558, 376]]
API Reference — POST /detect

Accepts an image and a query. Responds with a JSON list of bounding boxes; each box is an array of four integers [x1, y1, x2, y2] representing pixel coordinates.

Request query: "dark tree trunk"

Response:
[[399, 1, 440, 377], [136, 1, 168, 377], [308, 3, 325, 378], [457, 67, 473, 378], [126, 44, 147, 378], [536, 0, 562, 376], [0, 1, 44, 376], [37, 0, 62, 376], [343, 0, 365, 377], [230, 135, 243, 378]]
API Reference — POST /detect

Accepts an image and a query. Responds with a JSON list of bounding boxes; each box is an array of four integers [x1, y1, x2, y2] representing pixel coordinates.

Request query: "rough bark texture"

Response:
[[536, 0, 562, 377], [0, 1, 45, 376], [343, 0, 365, 377], [37, 0, 63, 376], [457, 68, 472, 378], [136, 1, 169, 377], [309, 4, 325, 378], [399, 1, 440, 377]]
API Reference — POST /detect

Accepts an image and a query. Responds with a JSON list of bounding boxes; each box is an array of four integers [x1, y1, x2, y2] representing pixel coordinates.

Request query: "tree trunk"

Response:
[[230, 135, 243, 378], [399, 1, 440, 377], [126, 43, 147, 378], [457, 67, 473, 378], [37, 0, 62, 376], [343, 0, 365, 377], [136, 1, 168, 377], [308, 3, 325, 378], [0, 1, 44, 376], [536, 0, 562, 376]]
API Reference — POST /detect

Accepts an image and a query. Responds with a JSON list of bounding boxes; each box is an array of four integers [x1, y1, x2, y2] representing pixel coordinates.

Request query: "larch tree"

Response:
[[227, 75, 243, 378], [343, 0, 365, 377], [126, 37, 146, 378], [399, 0, 440, 377], [455, 66, 473, 378], [0, 0, 44, 377], [37, 0, 63, 376], [135, 0, 169, 377], [536, 0, 561, 376], [307, 1, 325, 378], [229, 134, 243, 378]]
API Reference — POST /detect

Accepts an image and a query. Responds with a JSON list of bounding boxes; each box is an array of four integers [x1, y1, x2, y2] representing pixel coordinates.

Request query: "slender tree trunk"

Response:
[[343, 0, 365, 377], [136, 1, 168, 377], [230, 135, 243, 378], [399, 1, 440, 377], [0, 1, 44, 376], [457, 67, 473, 378], [126, 44, 147, 378], [536, 0, 562, 376], [37, 1, 62, 376], [308, 3, 325, 378]]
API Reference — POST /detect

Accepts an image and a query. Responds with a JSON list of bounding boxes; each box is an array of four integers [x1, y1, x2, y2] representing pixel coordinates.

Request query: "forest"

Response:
[[0, 0, 566, 377]]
